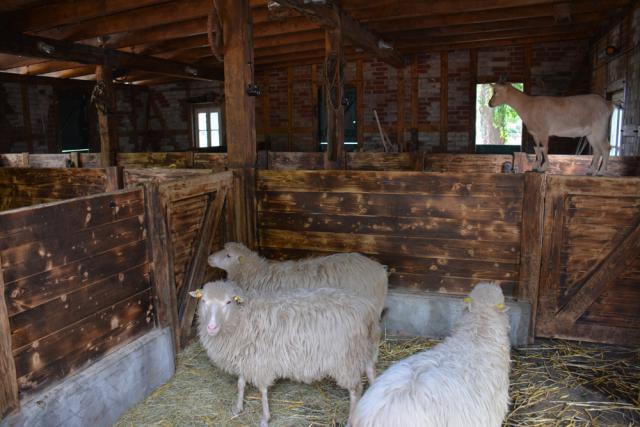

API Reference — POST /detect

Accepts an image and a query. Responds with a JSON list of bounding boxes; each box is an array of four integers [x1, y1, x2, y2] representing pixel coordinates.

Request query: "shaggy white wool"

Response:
[[208, 242, 388, 314], [192, 280, 381, 426], [352, 282, 511, 427]]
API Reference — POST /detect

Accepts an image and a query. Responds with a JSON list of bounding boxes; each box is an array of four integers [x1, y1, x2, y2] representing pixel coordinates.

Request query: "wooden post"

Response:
[[439, 51, 448, 152], [311, 64, 319, 149], [221, 0, 257, 248], [518, 172, 546, 343], [468, 49, 477, 153], [287, 66, 294, 151], [397, 66, 405, 151], [410, 55, 418, 151], [21, 82, 32, 153], [324, 28, 344, 168], [144, 182, 180, 355], [356, 60, 364, 149], [20, 152, 29, 167], [0, 265, 19, 418], [105, 166, 123, 191], [95, 64, 117, 167]]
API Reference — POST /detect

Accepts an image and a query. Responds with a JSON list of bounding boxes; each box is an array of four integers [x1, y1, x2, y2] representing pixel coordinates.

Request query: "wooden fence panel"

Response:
[[535, 176, 640, 345], [0, 190, 154, 395], [423, 154, 513, 173], [513, 153, 640, 176], [0, 168, 110, 211], [257, 170, 524, 296]]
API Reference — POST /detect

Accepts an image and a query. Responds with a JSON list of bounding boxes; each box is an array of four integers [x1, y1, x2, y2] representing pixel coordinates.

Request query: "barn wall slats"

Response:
[[535, 175, 640, 345], [257, 170, 524, 296], [0, 189, 154, 395], [0, 167, 110, 211]]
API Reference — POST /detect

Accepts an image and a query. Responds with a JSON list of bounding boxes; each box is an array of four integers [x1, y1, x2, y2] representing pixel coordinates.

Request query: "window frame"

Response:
[[192, 103, 225, 150], [474, 81, 524, 154]]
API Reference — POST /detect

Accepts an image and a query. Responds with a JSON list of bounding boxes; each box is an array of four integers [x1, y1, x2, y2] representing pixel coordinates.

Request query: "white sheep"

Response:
[[351, 281, 511, 427], [208, 242, 388, 314], [190, 280, 381, 427]]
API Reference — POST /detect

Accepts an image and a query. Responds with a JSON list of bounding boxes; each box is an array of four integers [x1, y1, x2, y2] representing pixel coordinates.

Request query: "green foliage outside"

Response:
[[492, 83, 523, 144]]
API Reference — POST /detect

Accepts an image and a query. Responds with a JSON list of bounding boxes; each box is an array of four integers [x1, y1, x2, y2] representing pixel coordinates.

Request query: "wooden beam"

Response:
[[556, 218, 640, 325], [271, 0, 404, 68], [96, 64, 116, 168], [0, 32, 223, 81], [324, 28, 344, 168], [439, 51, 448, 152], [222, 0, 257, 248], [0, 265, 19, 418], [356, 59, 364, 149]]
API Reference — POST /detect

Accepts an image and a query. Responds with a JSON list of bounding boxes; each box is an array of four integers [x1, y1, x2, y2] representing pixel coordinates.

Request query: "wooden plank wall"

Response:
[[0, 189, 155, 395], [0, 168, 110, 211], [257, 170, 524, 296], [123, 168, 214, 188], [535, 176, 640, 345], [116, 152, 227, 171], [346, 152, 419, 170], [0, 153, 99, 168], [513, 153, 640, 176], [423, 154, 513, 173]]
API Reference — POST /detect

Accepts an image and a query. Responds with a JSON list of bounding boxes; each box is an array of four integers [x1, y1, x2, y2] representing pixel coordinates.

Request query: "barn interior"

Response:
[[0, 0, 639, 426]]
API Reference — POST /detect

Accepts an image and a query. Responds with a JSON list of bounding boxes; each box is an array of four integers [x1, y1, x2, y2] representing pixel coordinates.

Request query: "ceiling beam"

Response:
[[0, 32, 223, 80], [270, 0, 404, 68]]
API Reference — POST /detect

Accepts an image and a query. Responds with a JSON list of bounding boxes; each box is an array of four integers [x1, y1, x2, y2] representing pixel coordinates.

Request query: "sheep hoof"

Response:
[[260, 419, 269, 427]]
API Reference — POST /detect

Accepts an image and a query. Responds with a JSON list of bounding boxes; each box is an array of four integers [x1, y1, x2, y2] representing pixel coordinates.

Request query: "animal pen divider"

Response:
[[256, 169, 640, 346], [0, 166, 234, 421]]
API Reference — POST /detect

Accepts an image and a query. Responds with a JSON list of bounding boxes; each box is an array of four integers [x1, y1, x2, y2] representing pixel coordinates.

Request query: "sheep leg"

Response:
[[586, 142, 601, 175], [532, 145, 542, 171], [598, 146, 610, 176], [259, 386, 270, 427], [538, 140, 550, 172], [346, 382, 363, 427], [366, 363, 376, 385], [232, 376, 246, 416]]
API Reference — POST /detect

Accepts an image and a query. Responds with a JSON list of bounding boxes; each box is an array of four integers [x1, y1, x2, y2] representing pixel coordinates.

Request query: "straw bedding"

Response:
[[116, 336, 639, 427]]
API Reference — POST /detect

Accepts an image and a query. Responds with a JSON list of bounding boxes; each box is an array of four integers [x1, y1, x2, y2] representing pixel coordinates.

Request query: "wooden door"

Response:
[[535, 175, 640, 345]]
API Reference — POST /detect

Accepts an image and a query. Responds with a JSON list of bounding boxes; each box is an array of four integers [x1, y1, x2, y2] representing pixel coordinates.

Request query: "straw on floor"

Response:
[[116, 336, 640, 427]]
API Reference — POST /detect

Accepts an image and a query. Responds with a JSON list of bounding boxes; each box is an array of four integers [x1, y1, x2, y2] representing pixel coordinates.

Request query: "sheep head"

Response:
[[488, 83, 511, 108], [190, 280, 246, 336], [208, 241, 256, 271], [463, 282, 506, 312]]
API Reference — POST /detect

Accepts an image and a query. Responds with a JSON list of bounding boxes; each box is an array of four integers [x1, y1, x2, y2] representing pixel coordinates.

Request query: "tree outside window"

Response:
[[475, 82, 523, 147]]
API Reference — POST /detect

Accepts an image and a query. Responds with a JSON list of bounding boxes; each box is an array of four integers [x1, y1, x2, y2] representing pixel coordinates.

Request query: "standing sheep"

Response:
[[351, 282, 511, 427], [190, 280, 381, 427], [208, 242, 388, 314]]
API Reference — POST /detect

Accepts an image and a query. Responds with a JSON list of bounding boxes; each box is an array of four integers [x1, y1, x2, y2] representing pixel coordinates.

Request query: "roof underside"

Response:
[[0, 0, 631, 86]]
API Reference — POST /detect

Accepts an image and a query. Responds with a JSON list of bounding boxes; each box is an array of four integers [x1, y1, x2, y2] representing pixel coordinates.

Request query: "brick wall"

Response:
[[255, 39, 591, 153]]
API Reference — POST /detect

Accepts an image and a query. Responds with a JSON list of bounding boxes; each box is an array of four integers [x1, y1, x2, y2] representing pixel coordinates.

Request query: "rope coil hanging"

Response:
[[208, 0, 223, 62], [324, 53, 344, 112]]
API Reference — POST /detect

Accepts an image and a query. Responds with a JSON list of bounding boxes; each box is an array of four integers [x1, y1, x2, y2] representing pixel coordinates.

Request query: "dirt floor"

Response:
[[116, 336, 640, 427]]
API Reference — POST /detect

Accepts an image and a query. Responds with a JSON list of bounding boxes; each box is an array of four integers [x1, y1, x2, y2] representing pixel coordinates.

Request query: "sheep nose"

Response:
[[207, 323, 220, 334]]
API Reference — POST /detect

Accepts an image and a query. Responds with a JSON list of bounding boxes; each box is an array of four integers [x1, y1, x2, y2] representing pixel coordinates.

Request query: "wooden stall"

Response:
[[535, 175, 640, 345], [513, 153, 640, 176], [257, 170, 524, 297], [0, 189, 156, 413], [116, 152, 228, 171], [0, 167, 117, 211]]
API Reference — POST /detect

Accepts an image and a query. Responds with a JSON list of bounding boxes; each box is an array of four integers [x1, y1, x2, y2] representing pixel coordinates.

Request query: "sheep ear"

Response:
[[496, 303, 505, 311], [189, 289, 203, 299], [238, 255, 245, 265], [233, 295, 244, 305]]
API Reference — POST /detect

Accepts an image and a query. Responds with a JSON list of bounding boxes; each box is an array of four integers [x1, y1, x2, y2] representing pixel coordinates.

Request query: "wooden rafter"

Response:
[[271, 0, 404, 68], [0, 31, 223, 81]]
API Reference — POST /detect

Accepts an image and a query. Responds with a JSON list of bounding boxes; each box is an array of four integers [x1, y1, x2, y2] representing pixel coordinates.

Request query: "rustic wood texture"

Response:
[[117, 152, 195, 168], [0, 168, 110, 211], [123, 168, 214, 188], [192, 153, 228, 171], [0, 189, 154, 394], [536, 175, 640, 345], [347, 153, 416, 170], [257, 170, 524, 296], [96, 64, 117, 168], [517, 172, 547, 342], [423, 154, 513, 173], [267, 152, 325, 170], [0, 265, 19, 418], [513, 153, 640, 176]]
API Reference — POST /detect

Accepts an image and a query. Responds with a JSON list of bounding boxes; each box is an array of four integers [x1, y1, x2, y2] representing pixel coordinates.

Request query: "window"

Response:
[[318, 85, 358, 149], [609, 90, 624, 156], [475, 83, 523, 152], [59, 90, 90, 152], [193, 105, 222, 148]]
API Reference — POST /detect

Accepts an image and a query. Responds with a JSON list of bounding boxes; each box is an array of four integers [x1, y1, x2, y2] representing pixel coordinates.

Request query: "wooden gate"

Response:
[[535, 175, 640, 345]]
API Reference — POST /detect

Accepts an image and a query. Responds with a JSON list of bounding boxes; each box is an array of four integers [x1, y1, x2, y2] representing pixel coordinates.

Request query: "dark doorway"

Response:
[[58, 91, 90, 152]]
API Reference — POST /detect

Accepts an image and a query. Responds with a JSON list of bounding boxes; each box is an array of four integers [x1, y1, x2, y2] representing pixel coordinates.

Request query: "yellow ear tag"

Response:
[[463, 297, 472, 303], [238, 255, 245, 265], [193, 289, 203, 299], [496, 303, 505, 310], [233, 295, 243, 304]]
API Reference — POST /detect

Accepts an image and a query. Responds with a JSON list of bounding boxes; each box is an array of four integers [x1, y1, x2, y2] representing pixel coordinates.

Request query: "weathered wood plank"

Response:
[[0, 190, 144, 250], [259, 229, 520, 262], [0, 265, 19, 417], [258, 191, 522, 221], [423, 154, 513, 173], [267, 152, 325, 170], [10, 264, 150, 350], [123, 168, 214, 188], [257, 170, 524, 196], [5, 239, 148, 318], [514, 153, 640, 176], [259, 212, 521, 243], [388, 272, 516, 296], [192, 153, 228, 171], [159, 171, 233, 203], [1, 215, 145, 284], [346, 153, 415, 170], [117, 152, 193, 168], [178, 186, 228, 346], [13, 289, 153, 394]]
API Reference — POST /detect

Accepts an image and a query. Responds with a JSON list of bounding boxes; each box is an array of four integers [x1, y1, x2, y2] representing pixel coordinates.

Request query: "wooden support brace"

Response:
[[144, 182, 180, 355], [556, 217, 640, 325], [178, 185, 229, 345], [0, 265, 19, 418], [105, 166, 123, 192]]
